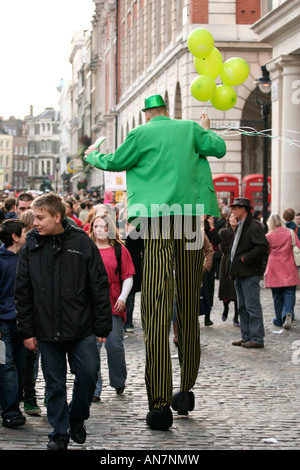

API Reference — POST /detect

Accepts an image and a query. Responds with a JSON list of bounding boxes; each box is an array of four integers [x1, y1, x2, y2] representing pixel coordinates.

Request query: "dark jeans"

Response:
[[39, 334, 99, 440], [124, 290, 135, 329], [0, 321, 26, 419], [234, 276, 265, 344], [23, 348, 39, 399]]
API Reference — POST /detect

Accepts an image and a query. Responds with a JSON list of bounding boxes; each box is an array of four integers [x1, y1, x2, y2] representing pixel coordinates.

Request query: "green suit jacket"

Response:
[[86, 116, 226, 221]]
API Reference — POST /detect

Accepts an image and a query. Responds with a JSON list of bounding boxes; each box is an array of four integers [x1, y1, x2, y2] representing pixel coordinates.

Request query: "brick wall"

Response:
[[190, 0, 208, 24], [236, 0, 260, 24]]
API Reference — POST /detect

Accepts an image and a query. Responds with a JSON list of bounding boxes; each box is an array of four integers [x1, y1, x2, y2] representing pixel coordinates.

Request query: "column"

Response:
[[268, 55, 300, 214]]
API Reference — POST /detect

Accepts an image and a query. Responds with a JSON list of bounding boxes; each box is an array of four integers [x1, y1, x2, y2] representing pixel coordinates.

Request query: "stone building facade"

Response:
[[67, 0, 298, 213], [26, 108, 60, 191], [86, 0, 276, 208], [252, 0, 300, 214], [0, 117, 28, 191], [0, 130, 13, 190]]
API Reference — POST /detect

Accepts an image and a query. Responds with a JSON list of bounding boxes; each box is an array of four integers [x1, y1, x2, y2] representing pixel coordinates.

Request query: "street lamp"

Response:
[[56, 158, 60, 193], [255, 65, 272, 231]]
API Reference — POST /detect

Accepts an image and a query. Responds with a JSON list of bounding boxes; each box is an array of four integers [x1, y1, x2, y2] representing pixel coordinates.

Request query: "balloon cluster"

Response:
[[188, 28, 249, 111]]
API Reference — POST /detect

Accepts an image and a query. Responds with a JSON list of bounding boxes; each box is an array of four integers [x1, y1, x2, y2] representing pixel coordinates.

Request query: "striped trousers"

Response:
[[140, 216, 204, 411]]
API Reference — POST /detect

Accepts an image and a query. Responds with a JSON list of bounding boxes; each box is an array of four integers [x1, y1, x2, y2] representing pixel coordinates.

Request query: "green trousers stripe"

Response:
[[141, 217, 204, 410]]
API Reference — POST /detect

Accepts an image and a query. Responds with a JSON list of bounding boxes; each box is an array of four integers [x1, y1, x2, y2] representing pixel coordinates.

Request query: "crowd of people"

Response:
[[0, 94, 299, 450], [1, 187, 299, 449]]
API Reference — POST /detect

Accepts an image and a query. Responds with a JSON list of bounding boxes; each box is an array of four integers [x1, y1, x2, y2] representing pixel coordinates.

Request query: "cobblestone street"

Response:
[[1, 281, 300, 454]]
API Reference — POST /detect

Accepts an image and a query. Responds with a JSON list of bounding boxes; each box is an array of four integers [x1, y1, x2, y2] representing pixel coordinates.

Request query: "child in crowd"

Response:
[[0, 219, 27, 428], [89, 213, 135, 400]]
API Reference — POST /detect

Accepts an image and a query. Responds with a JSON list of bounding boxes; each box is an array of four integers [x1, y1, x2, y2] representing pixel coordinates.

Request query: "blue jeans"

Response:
[[271, 286, 296, 326], [0, 321, 26, 420], [124, 290, 135, 330], [94, 315, 127, 397], [234, 276, 265, 344], [39, 334, 99, 440]]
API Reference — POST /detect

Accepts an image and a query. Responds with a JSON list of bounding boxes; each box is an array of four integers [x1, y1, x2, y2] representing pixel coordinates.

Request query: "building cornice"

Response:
[[251, 0, 300, 48]]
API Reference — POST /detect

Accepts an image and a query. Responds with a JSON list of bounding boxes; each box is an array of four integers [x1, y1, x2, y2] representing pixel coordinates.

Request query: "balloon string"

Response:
[[202, 59, 211, 114], [203, 100, 211, 114], [216, 126, 300, 148]]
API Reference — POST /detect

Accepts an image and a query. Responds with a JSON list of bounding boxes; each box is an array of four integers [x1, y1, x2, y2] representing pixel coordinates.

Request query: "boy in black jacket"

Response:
[[15, 193, 112, 450], [0, 219, 27, 429]]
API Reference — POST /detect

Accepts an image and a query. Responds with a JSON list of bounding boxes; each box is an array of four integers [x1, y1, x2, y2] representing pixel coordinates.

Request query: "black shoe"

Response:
[[2, 413, 26, 428], [204, 317, 213, 326], [177, 409, 189, 416], [146, 406, 173, 431], [69, 423, 87, 444], [116, 385, 125, 395], [172, 391, 195, 415], [92, 395, 101, 402], [47, 437, 68, 450]]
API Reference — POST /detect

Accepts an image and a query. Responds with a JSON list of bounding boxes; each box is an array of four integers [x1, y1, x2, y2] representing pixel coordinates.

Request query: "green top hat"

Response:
[[142, 94, 166, 112]]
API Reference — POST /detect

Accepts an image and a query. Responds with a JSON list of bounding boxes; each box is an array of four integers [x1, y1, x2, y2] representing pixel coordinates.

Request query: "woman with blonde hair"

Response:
[[264, 213, 300, 329], [89, 213, 135, 400]]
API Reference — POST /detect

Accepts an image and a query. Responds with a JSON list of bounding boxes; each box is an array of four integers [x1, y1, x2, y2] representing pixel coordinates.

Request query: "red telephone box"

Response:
[[241, 174, 271, 212], [212, 174, 239, 205]]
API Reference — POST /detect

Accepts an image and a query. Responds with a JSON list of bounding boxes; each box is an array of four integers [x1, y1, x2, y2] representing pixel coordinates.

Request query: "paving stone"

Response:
[[0, 282, 300, 452]]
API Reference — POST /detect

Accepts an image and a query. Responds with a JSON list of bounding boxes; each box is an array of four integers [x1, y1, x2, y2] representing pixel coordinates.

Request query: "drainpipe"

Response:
[[115, 0, 119, 150]]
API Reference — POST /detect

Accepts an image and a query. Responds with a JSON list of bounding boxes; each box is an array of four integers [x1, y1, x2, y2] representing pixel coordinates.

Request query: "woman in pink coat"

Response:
[[264, 213, 300, 329]]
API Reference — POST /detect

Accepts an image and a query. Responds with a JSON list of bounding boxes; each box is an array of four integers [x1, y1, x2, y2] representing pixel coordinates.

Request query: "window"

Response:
[[29, 160, 34, 176]]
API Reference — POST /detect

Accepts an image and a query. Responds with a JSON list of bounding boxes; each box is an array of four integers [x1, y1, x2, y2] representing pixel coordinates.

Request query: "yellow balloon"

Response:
[[187, 28, 214, 59], [194, 47, 223, 80], [220, 57, 250, 86], [211, 85, 237, 111], [190, 75, 216, 102]]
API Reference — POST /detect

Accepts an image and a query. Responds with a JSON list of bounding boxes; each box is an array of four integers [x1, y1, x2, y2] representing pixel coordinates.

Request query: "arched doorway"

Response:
[[241, 88, 271, 177]]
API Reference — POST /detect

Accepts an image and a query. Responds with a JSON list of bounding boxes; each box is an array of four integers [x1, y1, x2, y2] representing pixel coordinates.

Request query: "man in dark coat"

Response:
[[15, 193, 112, 450], [228, 198, 269, 348]]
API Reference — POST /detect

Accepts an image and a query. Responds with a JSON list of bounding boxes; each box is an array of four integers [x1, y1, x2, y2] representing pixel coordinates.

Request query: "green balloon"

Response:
[[211, 85, 237, 111], [194, 48, 223, 80], [220, 57, 249, 86], [190, 75, 217, 102], [187, 28, 214, 59]]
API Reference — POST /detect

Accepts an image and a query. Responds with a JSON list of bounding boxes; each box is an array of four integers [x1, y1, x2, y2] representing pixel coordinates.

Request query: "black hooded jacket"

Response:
[[15, 220, 112, 342]]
